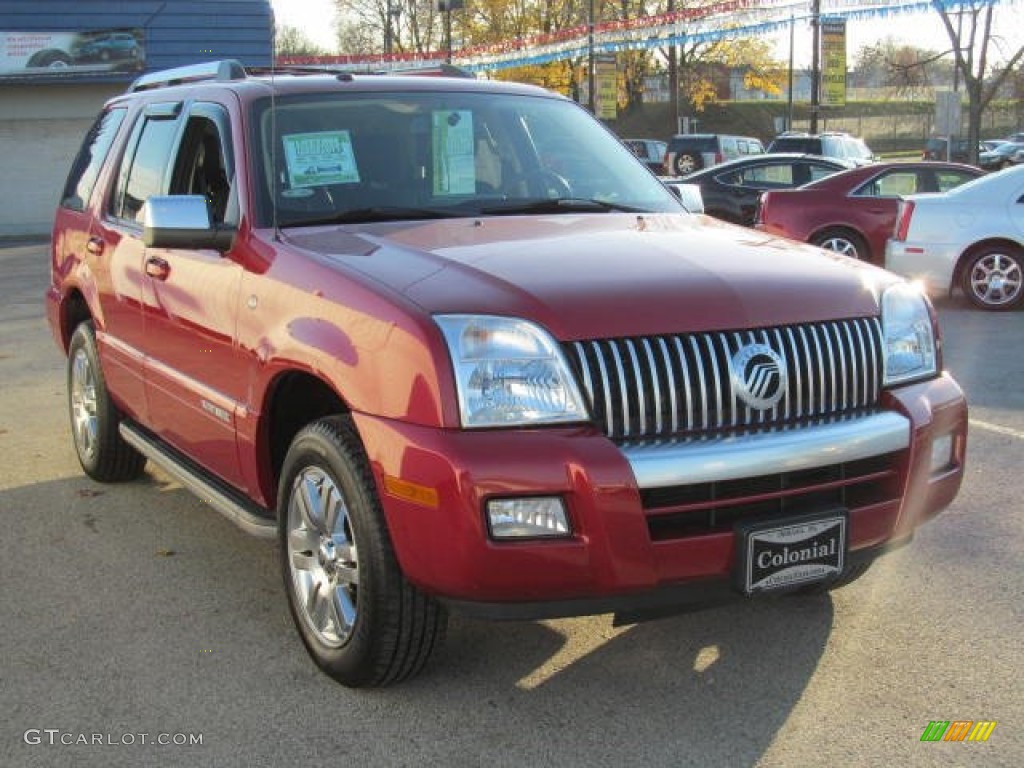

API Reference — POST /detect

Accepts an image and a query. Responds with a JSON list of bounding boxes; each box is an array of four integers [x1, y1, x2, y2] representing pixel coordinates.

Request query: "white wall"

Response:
[[0, 83, 122, 237]]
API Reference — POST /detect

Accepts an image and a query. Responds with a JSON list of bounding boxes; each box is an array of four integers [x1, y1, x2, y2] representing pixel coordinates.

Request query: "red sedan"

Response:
[[755, 161, 982, 264]]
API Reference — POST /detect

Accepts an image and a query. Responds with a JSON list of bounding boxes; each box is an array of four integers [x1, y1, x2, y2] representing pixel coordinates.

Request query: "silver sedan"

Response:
[[885, 164, 1024, 310]]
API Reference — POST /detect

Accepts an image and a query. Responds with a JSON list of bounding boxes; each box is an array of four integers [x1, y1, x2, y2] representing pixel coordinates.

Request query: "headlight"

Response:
[[435, 315, 588, 428], [881, 282, 938, 386]]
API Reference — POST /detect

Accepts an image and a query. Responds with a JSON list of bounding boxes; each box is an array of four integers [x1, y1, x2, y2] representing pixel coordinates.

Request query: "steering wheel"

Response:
[[511, 168, 574, 199]]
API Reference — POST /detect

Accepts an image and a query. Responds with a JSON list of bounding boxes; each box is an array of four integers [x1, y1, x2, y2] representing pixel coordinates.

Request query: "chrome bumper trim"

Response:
[[622, 411, 910, 489]]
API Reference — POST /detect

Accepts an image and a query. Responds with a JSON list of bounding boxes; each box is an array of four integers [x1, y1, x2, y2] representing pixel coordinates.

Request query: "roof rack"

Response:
[[129, 59, 247, 93]]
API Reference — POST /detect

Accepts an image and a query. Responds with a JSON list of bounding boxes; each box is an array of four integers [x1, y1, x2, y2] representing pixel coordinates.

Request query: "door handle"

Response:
[[86, 237, 105, 255], [145, 256, 171, 280]]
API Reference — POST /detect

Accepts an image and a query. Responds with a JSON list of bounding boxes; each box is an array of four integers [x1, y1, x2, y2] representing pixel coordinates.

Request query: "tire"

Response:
[[674, 152, 703, 175], [67, 321, 146, 482], [279, 416, 447, 687], [960, 245, 1024, 310], [812, 228, 869, 261]]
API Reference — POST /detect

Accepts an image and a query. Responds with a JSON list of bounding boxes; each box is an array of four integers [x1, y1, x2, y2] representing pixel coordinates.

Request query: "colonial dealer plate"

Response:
[[736, 512, 847, 595]]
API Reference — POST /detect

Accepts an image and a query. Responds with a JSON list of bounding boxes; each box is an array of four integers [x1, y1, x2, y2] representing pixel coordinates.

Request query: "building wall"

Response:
[[0, 0, 273, 237], [0, 84, 123, 237]]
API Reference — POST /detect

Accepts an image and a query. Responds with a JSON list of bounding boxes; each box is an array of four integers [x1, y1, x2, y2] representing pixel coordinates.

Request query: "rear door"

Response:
[[91, 101, 184, 424]]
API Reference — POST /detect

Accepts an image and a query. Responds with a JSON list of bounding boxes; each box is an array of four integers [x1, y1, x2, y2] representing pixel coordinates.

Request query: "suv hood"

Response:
[[284, 213, 892, 339]]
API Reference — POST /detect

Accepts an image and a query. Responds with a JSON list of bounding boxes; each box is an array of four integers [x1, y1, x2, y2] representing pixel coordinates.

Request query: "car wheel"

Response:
[[279, 416, 447, 687], [67, 321, 146, 482], [960, 245, 1024, 310], [812, 228, 869, 261], [674, 152, 702, 175]]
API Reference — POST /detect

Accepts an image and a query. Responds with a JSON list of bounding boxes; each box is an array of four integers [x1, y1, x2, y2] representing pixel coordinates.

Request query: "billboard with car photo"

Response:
[[1, 28, 144, 79]]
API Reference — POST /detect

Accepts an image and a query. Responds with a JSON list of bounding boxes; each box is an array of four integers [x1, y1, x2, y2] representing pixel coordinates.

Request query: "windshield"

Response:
[[250, 88, 681, 227]]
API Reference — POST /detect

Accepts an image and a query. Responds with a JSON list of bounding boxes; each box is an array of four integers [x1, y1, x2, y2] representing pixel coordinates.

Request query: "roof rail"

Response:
[[129, 59, 247, 93], [375, 63, 476, 78]]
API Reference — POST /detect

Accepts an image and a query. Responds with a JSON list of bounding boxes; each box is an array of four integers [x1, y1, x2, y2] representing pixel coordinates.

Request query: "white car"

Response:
[[885, 165, 1024, 310]]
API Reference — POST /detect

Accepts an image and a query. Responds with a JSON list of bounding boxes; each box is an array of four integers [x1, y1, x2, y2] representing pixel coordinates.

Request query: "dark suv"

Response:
[[47, 59, 966, 687], [768, 132, 876, 165], [663, 133, 764, 175]]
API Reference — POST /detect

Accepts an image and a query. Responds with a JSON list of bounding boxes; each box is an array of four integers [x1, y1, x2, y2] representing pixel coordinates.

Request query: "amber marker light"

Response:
[[383, 475, 440, 509]]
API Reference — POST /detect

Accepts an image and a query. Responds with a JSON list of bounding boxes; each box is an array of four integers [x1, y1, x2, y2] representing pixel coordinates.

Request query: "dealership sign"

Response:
[[1, 28, 145, 79]]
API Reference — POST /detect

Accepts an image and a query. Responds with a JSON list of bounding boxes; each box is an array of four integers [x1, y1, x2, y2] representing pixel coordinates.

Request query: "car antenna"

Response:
[[271, 16, 281, 242]]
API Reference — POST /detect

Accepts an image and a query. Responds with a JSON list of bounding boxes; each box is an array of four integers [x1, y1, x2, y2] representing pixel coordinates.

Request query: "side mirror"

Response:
[[663, 181, 705, 214], [142, 195, 236, 252]]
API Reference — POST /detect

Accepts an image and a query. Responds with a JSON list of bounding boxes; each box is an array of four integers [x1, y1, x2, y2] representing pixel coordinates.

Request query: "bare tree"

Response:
[[933, 0, 1024, 161], [855, 37, 946, 99], [275, 25, 327, 57]]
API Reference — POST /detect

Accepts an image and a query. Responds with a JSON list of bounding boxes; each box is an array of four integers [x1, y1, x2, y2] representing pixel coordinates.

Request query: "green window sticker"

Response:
[[432, 111, 475, 196], [283, 130, 360, 188]]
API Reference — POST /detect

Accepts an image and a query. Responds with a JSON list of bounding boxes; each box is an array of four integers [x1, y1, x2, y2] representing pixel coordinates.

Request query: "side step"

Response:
[[120, 421, 277, 539]]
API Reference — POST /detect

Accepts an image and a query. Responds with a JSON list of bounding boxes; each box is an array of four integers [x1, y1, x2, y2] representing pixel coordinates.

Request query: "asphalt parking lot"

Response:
[[1, 239, 1022, 767]]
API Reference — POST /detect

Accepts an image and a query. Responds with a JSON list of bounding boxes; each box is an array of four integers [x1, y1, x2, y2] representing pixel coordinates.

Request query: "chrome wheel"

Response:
[[65, 321, 145, 481], [70, 347, 99, 461], [818, 235, 859, 258], [286, 466, 359, 648], [964, 248, 1023, 309], [813, 229, 867, 261], [278, 416, 447, 687]]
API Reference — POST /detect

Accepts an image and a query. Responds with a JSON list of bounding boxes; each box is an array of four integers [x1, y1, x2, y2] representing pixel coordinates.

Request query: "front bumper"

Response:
[[355, 373, 966, 619]]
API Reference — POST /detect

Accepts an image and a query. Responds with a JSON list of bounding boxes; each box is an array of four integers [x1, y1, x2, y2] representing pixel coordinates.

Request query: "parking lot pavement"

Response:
[[2, 241, 1022, 767]]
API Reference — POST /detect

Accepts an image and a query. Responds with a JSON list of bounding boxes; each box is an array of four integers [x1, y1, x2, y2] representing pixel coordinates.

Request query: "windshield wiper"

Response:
[[479, 198, 645, 215], [282, 206, 464, 227]]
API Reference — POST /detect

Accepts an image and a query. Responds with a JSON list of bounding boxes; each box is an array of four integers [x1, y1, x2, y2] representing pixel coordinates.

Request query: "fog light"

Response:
[[487, 497, 570, 540], [930, 433, 954, 474]]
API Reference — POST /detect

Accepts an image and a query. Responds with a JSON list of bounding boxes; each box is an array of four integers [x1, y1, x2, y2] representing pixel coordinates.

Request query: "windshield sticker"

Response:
[[282, 130, 360, 188], [432, 110, 475, 196]]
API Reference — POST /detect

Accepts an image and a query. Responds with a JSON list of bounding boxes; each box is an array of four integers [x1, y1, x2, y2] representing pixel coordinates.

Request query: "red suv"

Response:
[[47, 60, 967, 687]]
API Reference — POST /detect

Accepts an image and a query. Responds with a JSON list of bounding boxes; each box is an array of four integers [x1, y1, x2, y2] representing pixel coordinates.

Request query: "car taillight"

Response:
[[893, 200, 915, 241], [714, 152, 723, 164]]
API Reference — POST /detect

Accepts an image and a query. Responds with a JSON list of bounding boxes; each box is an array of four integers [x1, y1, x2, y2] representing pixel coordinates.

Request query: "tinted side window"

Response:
[[807, 163, 838, 182], [935, 170, 977, 192], [735, 163, 794, 186], [114, 114, 179, 223], [60, 108, 127, 211]]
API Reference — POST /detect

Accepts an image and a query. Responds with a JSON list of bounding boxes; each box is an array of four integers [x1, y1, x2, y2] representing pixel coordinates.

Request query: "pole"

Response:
[[445, 6, 452, 63], [668, 0, 678, 134], [588, 0, 596, 113], [786, 13, 794, 131], [809, 0, 821, 133]]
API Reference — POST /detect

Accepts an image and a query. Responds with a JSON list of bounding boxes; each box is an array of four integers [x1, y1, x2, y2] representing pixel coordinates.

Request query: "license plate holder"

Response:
[[735, 511, 847, 595]]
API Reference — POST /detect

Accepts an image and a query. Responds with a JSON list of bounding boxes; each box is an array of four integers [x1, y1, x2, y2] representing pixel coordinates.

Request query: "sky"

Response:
[[270, 0, 1022, 68]]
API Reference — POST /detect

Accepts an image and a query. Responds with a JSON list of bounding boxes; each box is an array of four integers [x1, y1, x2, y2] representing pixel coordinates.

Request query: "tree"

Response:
[[275, 25, 327, 57], [854, 37, 948, 99], [932, 0, 1024, 161]]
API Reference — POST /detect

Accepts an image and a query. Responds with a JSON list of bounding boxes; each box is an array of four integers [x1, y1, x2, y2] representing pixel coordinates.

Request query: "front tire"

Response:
[[279, 416, 447, 687], [67, 321, 146, 482], [960, 245, 1023, 310]]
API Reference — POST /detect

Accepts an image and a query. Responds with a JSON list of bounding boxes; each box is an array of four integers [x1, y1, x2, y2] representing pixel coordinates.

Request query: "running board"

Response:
[[119, 422, 276, 539]]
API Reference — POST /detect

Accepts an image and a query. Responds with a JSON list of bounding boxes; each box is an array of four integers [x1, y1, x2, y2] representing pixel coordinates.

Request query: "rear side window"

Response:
[[60, 108, 127, 211]]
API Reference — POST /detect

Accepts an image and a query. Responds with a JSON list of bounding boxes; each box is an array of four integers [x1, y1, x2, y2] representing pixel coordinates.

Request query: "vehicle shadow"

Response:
[[1, 472, 833, 768]]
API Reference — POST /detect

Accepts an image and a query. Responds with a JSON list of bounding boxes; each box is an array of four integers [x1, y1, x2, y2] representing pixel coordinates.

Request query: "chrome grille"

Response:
[[566, 318, 883, 440]]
